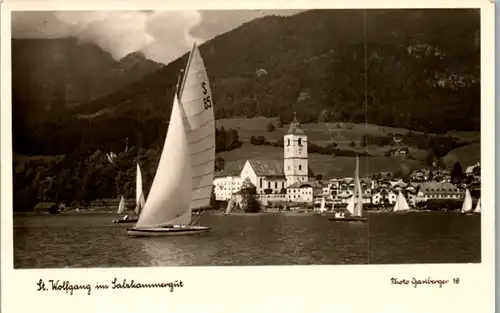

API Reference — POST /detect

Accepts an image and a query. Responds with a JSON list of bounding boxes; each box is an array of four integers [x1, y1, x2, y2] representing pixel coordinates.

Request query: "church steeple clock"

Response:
[[284, 113, 308, 186]]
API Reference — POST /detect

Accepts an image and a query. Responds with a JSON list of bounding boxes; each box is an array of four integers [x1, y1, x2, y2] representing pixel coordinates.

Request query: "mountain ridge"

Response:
[[13, 9, 480, 156]]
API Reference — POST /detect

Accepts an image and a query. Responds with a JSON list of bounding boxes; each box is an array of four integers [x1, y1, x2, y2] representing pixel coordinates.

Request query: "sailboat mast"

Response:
[[178, 42, 197, 97]]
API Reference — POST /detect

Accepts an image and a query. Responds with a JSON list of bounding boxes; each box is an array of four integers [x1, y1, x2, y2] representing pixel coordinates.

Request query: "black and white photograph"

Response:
[[9, 6, 487, 269], [2, 1, 495, 312]]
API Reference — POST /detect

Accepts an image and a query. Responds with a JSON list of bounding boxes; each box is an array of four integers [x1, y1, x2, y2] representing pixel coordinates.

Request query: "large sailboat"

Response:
[[127, 43, 215, 236], [113, 163, 146, 223], [461, 188, 473, 215], [328, 156, 368, 222], [392, 191, 410, 213]]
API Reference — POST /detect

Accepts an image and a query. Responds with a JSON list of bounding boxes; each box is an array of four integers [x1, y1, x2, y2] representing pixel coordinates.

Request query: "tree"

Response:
[[209, 186, 217, 209], [214, 156, 225, 171], [349, 140, 356, 148], [315, 174, 323, 181], [451, 161, 463, 184], [393, 164, 410, 179], [266, 122, 276, 132], [239, 178, 261, 213]]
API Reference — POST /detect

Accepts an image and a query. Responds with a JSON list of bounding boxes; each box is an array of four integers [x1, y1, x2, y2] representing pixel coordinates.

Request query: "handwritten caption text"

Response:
[[36, 278, 184, 296]]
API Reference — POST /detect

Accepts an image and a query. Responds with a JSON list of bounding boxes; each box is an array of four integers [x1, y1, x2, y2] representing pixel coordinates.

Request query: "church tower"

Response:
[[284, 113, 308, 186]]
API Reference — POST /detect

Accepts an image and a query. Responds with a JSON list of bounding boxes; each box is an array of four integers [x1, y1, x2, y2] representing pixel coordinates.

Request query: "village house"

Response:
[[413, 182, 462, 203]]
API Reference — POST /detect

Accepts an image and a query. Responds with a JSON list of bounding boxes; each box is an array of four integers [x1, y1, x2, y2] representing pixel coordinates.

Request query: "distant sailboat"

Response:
[[461, 188, 473, 215], [116, 196, 126, 214], [319, 197, 327, 213], [225, 196, 235, 215], [127, 43, 214, 236], [473, 198, 481, 214], [329, 156, 368, 222], [113, 163, 146, 224], [393, 191, 410, 212]]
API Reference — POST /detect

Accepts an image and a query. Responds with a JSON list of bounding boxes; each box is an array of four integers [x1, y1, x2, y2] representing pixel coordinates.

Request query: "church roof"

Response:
[[248, 159, 285, 177], [214, 160, 246, 178], [287, 113, 305, 135]]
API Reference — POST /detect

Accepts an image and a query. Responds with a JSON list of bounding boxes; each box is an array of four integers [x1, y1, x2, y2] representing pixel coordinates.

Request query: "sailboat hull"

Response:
[[126, 225, 210, 237], [113, 219, 139, 224], [328, 217, 368, 222]]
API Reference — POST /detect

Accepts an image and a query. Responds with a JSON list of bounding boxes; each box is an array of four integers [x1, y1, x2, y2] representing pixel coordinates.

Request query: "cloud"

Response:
[[12, 10, 202, 64], [11, 10, 302, 65]]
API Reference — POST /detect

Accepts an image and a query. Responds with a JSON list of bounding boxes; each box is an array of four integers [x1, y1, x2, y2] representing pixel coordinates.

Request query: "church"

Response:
[[213, 114, 323, 205]]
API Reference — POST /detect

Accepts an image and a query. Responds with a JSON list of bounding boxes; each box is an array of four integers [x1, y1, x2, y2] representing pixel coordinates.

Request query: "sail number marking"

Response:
[[202, 82, 211, 110]]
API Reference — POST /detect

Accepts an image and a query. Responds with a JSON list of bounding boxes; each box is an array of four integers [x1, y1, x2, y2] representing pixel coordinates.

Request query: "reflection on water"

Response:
[[13, 212, 480, 268]]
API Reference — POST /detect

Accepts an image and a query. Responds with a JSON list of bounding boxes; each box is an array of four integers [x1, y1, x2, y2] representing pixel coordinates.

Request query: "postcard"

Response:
[[1, 0, 495, 312]]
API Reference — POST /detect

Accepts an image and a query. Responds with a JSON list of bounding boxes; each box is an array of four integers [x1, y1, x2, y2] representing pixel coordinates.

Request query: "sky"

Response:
[[11, 10, 304, 65]]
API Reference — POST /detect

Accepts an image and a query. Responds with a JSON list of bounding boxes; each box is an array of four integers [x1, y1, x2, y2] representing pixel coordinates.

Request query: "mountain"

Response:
[[13, 9, 480, 156], [11, 37, 163, 153]]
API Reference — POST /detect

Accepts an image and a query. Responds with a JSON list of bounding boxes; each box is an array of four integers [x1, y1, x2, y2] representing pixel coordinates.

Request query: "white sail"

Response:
[[346, 195, 355, 215], [135, 163, 146, 215], [178, 43, 216, 211], [225, 196, 235, 214], [393, 191, 410, 212], [461, 189, 473, 213], [352, 156, 363, 217], [136, 95, 192, 228], [473, 198, 481, 213], [117, 196, 125, 214], [320, 197, 326, 212]]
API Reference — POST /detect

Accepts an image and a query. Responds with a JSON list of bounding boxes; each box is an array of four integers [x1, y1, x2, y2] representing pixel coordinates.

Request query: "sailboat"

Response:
[[116, 196, 126, 215], [392, 191, 410, 213], [473, 198, 481, 214], [113, 163, 146, 224], [127, 43, 214, 236], [319, 197, 327, 213], [328, 156, 368, 222], [461, 188, 473, 215], [224, 196, 235, 215]]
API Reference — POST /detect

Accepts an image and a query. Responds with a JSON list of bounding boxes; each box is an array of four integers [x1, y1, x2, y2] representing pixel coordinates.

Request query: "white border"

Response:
[[1, 1, 495, 313]]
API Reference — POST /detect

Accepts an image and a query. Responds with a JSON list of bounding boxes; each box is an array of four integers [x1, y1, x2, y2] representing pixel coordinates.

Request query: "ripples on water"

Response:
[[13, 212, 480, 268]]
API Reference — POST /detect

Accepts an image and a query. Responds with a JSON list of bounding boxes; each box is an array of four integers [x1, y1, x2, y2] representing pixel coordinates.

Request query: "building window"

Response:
[[275, 182, 278, 188], [298, 138, 302, 146], [299, 165, 302, 171], [268, 182, 270, 188], [287, 139, 290, 146], [260, 178, 262, 188]]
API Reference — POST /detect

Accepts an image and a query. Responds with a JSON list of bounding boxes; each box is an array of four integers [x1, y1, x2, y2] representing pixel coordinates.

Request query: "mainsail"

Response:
[[393, 191, 410, 212], [346, 196, 355, 215], [135, 163, 146, 215], [135, 95, 193, 228], [225, 196, 235, 214], [178, 43, 216, 211], [320, 197, 326, 212], [461, 188, 473, 213], [117, 196, 125, 214], [473, 198, 481, 213], [352, 156, 363, 217]]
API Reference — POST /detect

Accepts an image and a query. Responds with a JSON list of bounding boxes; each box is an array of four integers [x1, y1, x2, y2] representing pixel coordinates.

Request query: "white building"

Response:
[[213, 114, 319, 205]]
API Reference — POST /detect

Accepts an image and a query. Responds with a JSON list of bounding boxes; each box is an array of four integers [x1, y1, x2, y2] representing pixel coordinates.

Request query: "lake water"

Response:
[[13, 212, 481, 268]]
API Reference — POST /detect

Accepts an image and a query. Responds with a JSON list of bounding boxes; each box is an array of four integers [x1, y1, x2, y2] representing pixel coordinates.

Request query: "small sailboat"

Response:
[[224, 196, 235, 215], [113, 163, 146, 224], [329, 156, 368, 222], [461, 188, 473, 215], [393, 191, 410, 213], [116, 196, 126, 214], [127, 43, 214, 236], [473, 198, 481, 214]]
